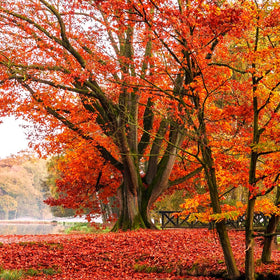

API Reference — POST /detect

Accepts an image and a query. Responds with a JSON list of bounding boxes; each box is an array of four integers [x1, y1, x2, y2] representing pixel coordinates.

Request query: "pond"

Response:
[[0, 222, 68, 235], [0, 216, 102, 235]]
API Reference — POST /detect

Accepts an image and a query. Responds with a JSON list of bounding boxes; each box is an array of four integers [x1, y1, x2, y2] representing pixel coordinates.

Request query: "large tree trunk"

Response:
[[112, 154, 149, 231], [112, 183, 148, 231], [112, 125, 186, 231], [261, 214, 280, 263]]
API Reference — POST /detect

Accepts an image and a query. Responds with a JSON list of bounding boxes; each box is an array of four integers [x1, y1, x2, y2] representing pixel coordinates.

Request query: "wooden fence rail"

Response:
[[159, 211, 271, 229]]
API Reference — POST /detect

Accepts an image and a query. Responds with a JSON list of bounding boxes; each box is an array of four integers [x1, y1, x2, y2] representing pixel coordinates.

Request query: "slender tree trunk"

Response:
[[245, 155, 257, 280], [216, 221, 240, 279], [245, 198, 256, 280], [202, 148, 240, 279], [195, 102, 240, 279], [261, 186, 280, 263], [244, 91, 259, 280], [206, 173, 240, 279], [261, 215, 280, 263]]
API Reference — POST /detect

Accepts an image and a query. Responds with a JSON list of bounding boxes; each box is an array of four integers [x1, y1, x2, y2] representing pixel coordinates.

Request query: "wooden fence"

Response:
[[159, 211, 271, 229]]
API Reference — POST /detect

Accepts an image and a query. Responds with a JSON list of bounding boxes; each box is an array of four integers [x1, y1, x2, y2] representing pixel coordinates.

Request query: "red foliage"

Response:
[[44, 140, 121, 220], [0, 229, 279, 279]]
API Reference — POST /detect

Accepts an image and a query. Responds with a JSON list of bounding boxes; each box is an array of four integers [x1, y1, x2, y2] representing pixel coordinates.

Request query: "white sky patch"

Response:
[[0, 117, 30, 159]]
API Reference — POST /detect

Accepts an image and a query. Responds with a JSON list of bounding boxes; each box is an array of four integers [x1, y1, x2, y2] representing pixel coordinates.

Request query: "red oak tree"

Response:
[[0, 0, 206, 232]]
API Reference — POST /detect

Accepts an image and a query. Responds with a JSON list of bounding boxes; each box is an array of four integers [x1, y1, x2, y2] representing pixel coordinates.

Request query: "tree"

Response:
[[0, 0, 204, 231], [179, 1, 280, 279], [40, 156, 76, 218], [0, 155, 51, 219], [3, 1, 280, 278], [0, 194, 17, 219], [215, 2, 280, 278]]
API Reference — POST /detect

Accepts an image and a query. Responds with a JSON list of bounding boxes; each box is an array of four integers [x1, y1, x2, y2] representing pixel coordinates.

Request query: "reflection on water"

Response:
[[0, 223, 67, 235]]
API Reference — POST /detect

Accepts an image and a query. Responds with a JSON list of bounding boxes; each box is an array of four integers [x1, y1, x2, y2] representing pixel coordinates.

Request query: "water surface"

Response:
[[0, 222, 67, 235]]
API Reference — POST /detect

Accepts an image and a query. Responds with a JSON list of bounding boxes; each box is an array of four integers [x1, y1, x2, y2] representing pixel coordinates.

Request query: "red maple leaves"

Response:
[[0, 229, 279, 279]]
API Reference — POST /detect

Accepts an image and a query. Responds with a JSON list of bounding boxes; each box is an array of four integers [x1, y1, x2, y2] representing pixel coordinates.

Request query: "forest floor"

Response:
[[0, 229, 280, 279]]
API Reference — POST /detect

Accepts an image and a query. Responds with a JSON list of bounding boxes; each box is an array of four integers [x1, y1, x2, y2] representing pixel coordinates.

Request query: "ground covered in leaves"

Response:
[[0, 229, 280, 279]]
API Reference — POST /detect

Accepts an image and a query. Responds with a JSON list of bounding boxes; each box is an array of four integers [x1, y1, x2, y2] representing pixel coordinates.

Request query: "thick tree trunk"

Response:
[[261, 215, 280, 263], [112, 183, 148, 231], [112, 128, 186, 231], [112, 121, 150, 231], [245, 198, 256, 280]]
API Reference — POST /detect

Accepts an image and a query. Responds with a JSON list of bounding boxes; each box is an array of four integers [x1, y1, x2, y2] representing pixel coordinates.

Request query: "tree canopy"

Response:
[[1, 1, 280, 279]]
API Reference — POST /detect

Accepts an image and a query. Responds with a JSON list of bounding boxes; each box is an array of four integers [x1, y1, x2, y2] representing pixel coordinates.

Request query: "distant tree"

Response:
[[0, 194, 17, 219], [0, 155, 51, 219]]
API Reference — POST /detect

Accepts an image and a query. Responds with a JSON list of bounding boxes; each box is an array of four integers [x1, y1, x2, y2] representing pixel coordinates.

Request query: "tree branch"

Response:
[[168, 166, 203, 187], [208, 62, 247, 74], [21, 82, 123, 171], [138, 97, 154, 156]]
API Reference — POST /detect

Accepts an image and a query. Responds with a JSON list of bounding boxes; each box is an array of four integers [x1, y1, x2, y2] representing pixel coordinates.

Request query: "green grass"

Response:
[[134, 263, 164, 273], [45, 242, 64, 250], [0, 270, 23, 280], [18, 241, 41, 247], [42, 267, 61, 276], [25, 269, 40, 277], [0, 266, 62, 279], [64, 222, 111, 234], [65, 222, 92, 233]]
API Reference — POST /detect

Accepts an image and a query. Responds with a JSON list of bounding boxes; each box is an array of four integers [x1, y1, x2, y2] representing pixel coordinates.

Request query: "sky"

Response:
[[0, 117, 30, 159]]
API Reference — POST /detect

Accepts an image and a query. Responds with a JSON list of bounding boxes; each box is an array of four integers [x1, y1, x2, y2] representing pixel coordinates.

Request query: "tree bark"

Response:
[[200, 133, 240, 279], [204, 169, 240, 279], [112, 182, 148, 231], [261, 186, 280, 263], [245, 198, 256, 280], [261, 214, 280, 263], [216, 221, 240, 280], [244, 86, 259, 279]]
